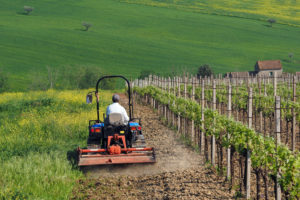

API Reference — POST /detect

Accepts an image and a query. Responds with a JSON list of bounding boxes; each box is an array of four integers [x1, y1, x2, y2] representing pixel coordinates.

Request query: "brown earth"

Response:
[[71, 94, 235, 200]]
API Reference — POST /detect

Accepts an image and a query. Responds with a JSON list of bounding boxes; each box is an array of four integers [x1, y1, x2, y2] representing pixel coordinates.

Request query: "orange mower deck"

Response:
[[78, 147, 156, 166]]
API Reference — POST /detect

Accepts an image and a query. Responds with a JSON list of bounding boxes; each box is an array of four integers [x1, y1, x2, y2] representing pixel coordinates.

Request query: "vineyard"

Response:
[[133, 74, 300, 199], [1, 76, 299, 199]]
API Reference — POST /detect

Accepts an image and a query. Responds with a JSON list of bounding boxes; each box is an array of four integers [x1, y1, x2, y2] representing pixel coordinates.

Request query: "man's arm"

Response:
[[122, 107, 129, 122]]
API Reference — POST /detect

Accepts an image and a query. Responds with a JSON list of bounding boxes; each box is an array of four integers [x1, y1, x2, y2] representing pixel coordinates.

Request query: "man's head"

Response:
[[112, 94, 120, 103]]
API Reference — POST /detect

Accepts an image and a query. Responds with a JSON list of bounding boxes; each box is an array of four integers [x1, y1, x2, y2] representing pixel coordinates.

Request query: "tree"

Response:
[[288, 53, 294, 62], [24, 6, 34, 15], [82, 22, 92, 31], [99, 78, 117, 90], [268, 18, 276, 27], [138, 70, 155, 79], [197, 64, 213, 78], [0, 70, 8, 93], [57, 66, 100, 89], [47, 66, 58, 89], [78, 67, 102, 89], [29, 72, 48, 91]]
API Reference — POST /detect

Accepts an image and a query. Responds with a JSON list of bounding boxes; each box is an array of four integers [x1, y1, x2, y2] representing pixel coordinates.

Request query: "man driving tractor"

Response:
[[106, 94, 129, 125], [78, 76, 155, 166]]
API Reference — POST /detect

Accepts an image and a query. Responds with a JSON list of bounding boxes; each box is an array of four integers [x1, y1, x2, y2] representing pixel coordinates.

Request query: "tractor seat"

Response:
[[108, 113, 125, 126]]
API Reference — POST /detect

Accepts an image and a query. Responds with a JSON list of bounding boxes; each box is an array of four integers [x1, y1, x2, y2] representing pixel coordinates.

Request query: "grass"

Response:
[[118, 0, 300, 26], [0, 0, 300, 91], [0, 152, 80, 199], [0, 89, 115, 199]]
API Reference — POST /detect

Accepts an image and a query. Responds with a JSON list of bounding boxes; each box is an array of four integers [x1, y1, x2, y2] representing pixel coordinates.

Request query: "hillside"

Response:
[[118, 0, 300, 26], [0, 0, 300, 90]]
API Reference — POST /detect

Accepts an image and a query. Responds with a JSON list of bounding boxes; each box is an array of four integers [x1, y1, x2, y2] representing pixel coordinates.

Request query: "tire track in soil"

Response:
[[72, 95, 235, 200]]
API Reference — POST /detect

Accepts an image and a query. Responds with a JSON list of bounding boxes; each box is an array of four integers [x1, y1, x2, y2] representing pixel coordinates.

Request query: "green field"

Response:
[[0, 89, 114, 199], [0, 0, 300, 90], [118, 0, 300, 26]]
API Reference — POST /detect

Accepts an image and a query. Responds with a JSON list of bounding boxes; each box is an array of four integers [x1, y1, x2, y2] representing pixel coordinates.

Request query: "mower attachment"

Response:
[[77, 147, 156, 166]]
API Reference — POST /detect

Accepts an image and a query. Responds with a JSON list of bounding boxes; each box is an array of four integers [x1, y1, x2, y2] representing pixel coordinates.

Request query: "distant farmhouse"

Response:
[[227, 60, 283, 78], [254, 60, 282, 77]]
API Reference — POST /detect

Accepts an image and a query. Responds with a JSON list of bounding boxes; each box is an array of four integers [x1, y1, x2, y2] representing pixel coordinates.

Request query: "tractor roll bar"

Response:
[[95, 75, 133, 122]]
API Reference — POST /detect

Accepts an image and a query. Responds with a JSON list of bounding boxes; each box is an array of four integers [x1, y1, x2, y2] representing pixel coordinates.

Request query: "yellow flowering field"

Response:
[[0, 89, 116, 199], [117, 0, 300, 26]]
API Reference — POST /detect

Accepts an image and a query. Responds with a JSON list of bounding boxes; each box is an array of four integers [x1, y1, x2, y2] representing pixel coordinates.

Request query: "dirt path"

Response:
[[72, 95, 235, 199]]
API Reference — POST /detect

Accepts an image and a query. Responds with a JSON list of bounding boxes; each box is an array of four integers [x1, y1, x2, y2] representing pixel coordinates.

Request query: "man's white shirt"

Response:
[[106, 103, 129, 124]]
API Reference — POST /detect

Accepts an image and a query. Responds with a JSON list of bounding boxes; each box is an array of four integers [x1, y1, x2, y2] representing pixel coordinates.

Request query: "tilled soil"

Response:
[[71, 95, 235, 200]]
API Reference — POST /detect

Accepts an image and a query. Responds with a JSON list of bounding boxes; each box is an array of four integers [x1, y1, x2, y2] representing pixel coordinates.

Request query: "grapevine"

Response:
[[135, 85, 300, 199]]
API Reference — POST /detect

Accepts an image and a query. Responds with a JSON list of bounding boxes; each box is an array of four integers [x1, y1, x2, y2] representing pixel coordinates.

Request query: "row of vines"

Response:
[[133, 75, 300, 200]]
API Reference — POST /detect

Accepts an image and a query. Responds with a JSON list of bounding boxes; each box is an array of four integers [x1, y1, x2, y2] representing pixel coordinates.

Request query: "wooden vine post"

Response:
[[173, 77, 176, 127], [264, 78, 267, 96], [158, 77, 164, 116], [275, 96, 281, 200], [274, 72, 277, 97], [149, 75, 153, 107], [292, 76, 296, 151], [156, 76, 159, 111], [163, 77, 165, 116], [165, 77, 167, 118], [141, 78, 144, 88], [159, 77, 162, 114], [160, 77, 162, 113], [169, 77, 172, 125], [236, 79, 239, 121], [157, 76, 160, 114], [258, 76, 263, 133], [166, 77, 170, 124], [162, 77, 165, 115], [246, 87, 253, 199], [184, 75, 187, 136], [246, 76, 249, 89], [169, 77, 172, 124], [144, 77, 148, 104], [227, 84, 232, 180], [191, 77, 195, 143], [131, 78, 135, 119], [148, 75, 151, 86], [212, 80, 216, 166], [201, 79, 205, 154], [177, 76, 181, 133], [153, 76, 156, 108]]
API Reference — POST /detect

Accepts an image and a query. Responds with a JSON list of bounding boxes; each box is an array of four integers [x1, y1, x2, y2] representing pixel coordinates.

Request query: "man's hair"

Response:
[[112, 94, 120, 102]]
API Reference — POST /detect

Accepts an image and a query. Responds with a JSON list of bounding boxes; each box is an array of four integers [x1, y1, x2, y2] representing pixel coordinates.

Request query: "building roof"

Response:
[[256, 60, 282, 71]]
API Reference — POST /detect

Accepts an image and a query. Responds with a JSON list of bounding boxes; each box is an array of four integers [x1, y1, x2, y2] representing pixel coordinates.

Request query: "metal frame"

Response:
[[95, 75, 133, 122]]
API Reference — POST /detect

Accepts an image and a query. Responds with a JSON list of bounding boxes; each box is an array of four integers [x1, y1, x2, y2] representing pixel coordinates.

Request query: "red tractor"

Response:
[[77, 75, 156, 166]]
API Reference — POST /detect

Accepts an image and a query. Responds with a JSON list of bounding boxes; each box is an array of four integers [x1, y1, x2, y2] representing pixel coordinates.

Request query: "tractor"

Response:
[[77, 75, 156, 166]]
